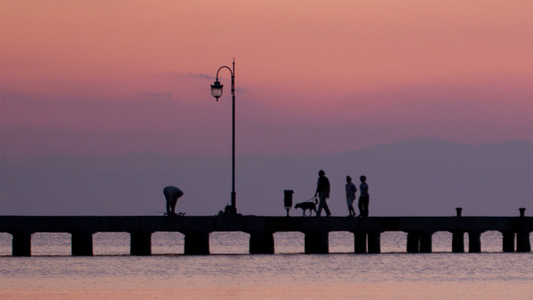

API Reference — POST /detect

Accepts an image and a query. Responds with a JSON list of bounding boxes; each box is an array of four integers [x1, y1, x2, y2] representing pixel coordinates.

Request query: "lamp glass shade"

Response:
[[211, 81, 223, 99]]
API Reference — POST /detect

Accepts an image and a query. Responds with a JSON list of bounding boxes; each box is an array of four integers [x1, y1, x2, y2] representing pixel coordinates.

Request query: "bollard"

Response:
[[456, 207, 463, 217], [519, 208, 526, 217]]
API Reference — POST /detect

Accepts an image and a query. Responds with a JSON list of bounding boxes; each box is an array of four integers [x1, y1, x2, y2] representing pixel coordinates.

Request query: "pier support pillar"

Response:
[[130, 231, 152, 256], [11, 232, 32, 257], [184, 231, 210, 255], [501, 231, 515, 252], [407, 232, 420, 253], [71, 232, 93, 256], [249, 231, 274, 254], [304, 231, 328, 254], [516, 232, 531, 252], [368, 232, 381, 254], [468, 231, 482, 253], [419, 232, 433, 253], [452, 231, 465, 253], [353, 231, 367, 254]]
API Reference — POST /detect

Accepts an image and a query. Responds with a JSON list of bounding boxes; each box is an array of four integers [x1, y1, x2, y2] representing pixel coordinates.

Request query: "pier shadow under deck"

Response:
[[1, 216, 531, 256]]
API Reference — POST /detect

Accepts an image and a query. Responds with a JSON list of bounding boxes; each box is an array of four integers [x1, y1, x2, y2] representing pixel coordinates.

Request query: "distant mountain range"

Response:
[[1, 138, 531, 216]]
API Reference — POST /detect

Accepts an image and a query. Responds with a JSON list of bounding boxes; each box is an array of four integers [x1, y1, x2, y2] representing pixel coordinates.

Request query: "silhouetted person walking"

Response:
[[358, 176, 369, 217], [163, 186, 184, 216], [315, 170, 331, 216], [346, 176, 357, 217]]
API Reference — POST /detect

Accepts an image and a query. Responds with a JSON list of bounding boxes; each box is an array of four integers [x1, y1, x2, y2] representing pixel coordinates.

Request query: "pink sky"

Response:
[[1, 0, 532, 158]]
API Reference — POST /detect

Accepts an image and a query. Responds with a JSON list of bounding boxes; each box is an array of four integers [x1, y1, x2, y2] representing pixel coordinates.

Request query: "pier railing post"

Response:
[[11, 231, 32, 257], [249, 231, 275, 254], [184, 231, 210, 255], [130, 231, 153, 256], [304, 231, 328, 254], [71, 231, 94, 256]]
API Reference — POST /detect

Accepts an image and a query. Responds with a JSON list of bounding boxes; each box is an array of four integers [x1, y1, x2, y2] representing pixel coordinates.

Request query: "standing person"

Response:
[[345, 176, 357, 217], [314, 170, 331, 216], [358, 176, 369, 217], [163, 186, 184, 216]]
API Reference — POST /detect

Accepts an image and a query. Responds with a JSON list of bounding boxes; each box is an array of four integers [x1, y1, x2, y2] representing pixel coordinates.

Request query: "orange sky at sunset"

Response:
[[1, 0, 532, 157]]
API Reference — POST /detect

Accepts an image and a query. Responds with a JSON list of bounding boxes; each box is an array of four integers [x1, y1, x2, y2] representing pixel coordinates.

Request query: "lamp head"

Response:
[[210, 80, 223, 101]]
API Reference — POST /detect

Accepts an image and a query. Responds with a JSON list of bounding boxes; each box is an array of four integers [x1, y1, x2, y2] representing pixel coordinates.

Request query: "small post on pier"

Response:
[[130, 231, 152, 256], [519, 208, 526, 217], [11, 232, 32, 257], [456, 207, 462, 217], [71, 231, 93, 256]]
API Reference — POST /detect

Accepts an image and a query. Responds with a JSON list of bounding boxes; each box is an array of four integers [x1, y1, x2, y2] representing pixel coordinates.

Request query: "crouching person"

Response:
[[163, 186, 184, 216]]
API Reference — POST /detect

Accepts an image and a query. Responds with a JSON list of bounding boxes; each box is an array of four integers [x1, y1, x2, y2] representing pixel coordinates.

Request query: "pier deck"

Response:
[[1, 215, 531, 256]]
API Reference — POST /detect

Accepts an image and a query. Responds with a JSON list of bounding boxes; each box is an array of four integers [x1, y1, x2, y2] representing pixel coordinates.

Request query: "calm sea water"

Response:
[[1, 231, 532, 299]]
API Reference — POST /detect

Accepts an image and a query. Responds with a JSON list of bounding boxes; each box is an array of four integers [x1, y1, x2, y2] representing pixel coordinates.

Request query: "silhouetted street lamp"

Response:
[[210, 58, 237, 214]]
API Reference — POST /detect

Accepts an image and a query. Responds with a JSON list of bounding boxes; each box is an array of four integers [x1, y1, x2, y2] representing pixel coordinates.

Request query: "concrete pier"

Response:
[[12, 231, 32, 257], [407, 231, 433, 253], [1, 215, 531, 256], [249, 231, 275, 254], [452, 231, 465, 253], [71, 231, 93, 256], [130, 231, 152, 256], [353, 231, 367, 253], [184, 231, 210, 255], [304, 231, 329, 254]]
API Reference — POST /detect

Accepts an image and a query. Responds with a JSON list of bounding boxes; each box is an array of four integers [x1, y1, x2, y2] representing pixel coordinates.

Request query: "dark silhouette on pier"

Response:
[[315, 170, 331, 217], [346, 176, 357, 217], [163, 186, 183, 216], [295, 198, 318, 216], [358, 175, 369, 217]]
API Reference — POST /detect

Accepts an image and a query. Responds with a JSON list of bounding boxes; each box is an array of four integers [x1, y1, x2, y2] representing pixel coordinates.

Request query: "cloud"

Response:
[[142, 92, 172, 99], [188, 73, 214, 80]]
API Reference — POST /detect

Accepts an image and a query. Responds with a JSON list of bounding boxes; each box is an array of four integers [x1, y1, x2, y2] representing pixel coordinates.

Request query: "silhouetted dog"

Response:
[[295, 199, 318, 216]]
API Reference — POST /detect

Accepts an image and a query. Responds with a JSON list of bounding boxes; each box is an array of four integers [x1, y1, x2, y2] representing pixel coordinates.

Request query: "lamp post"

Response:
[[210, 58, 237, 214]]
